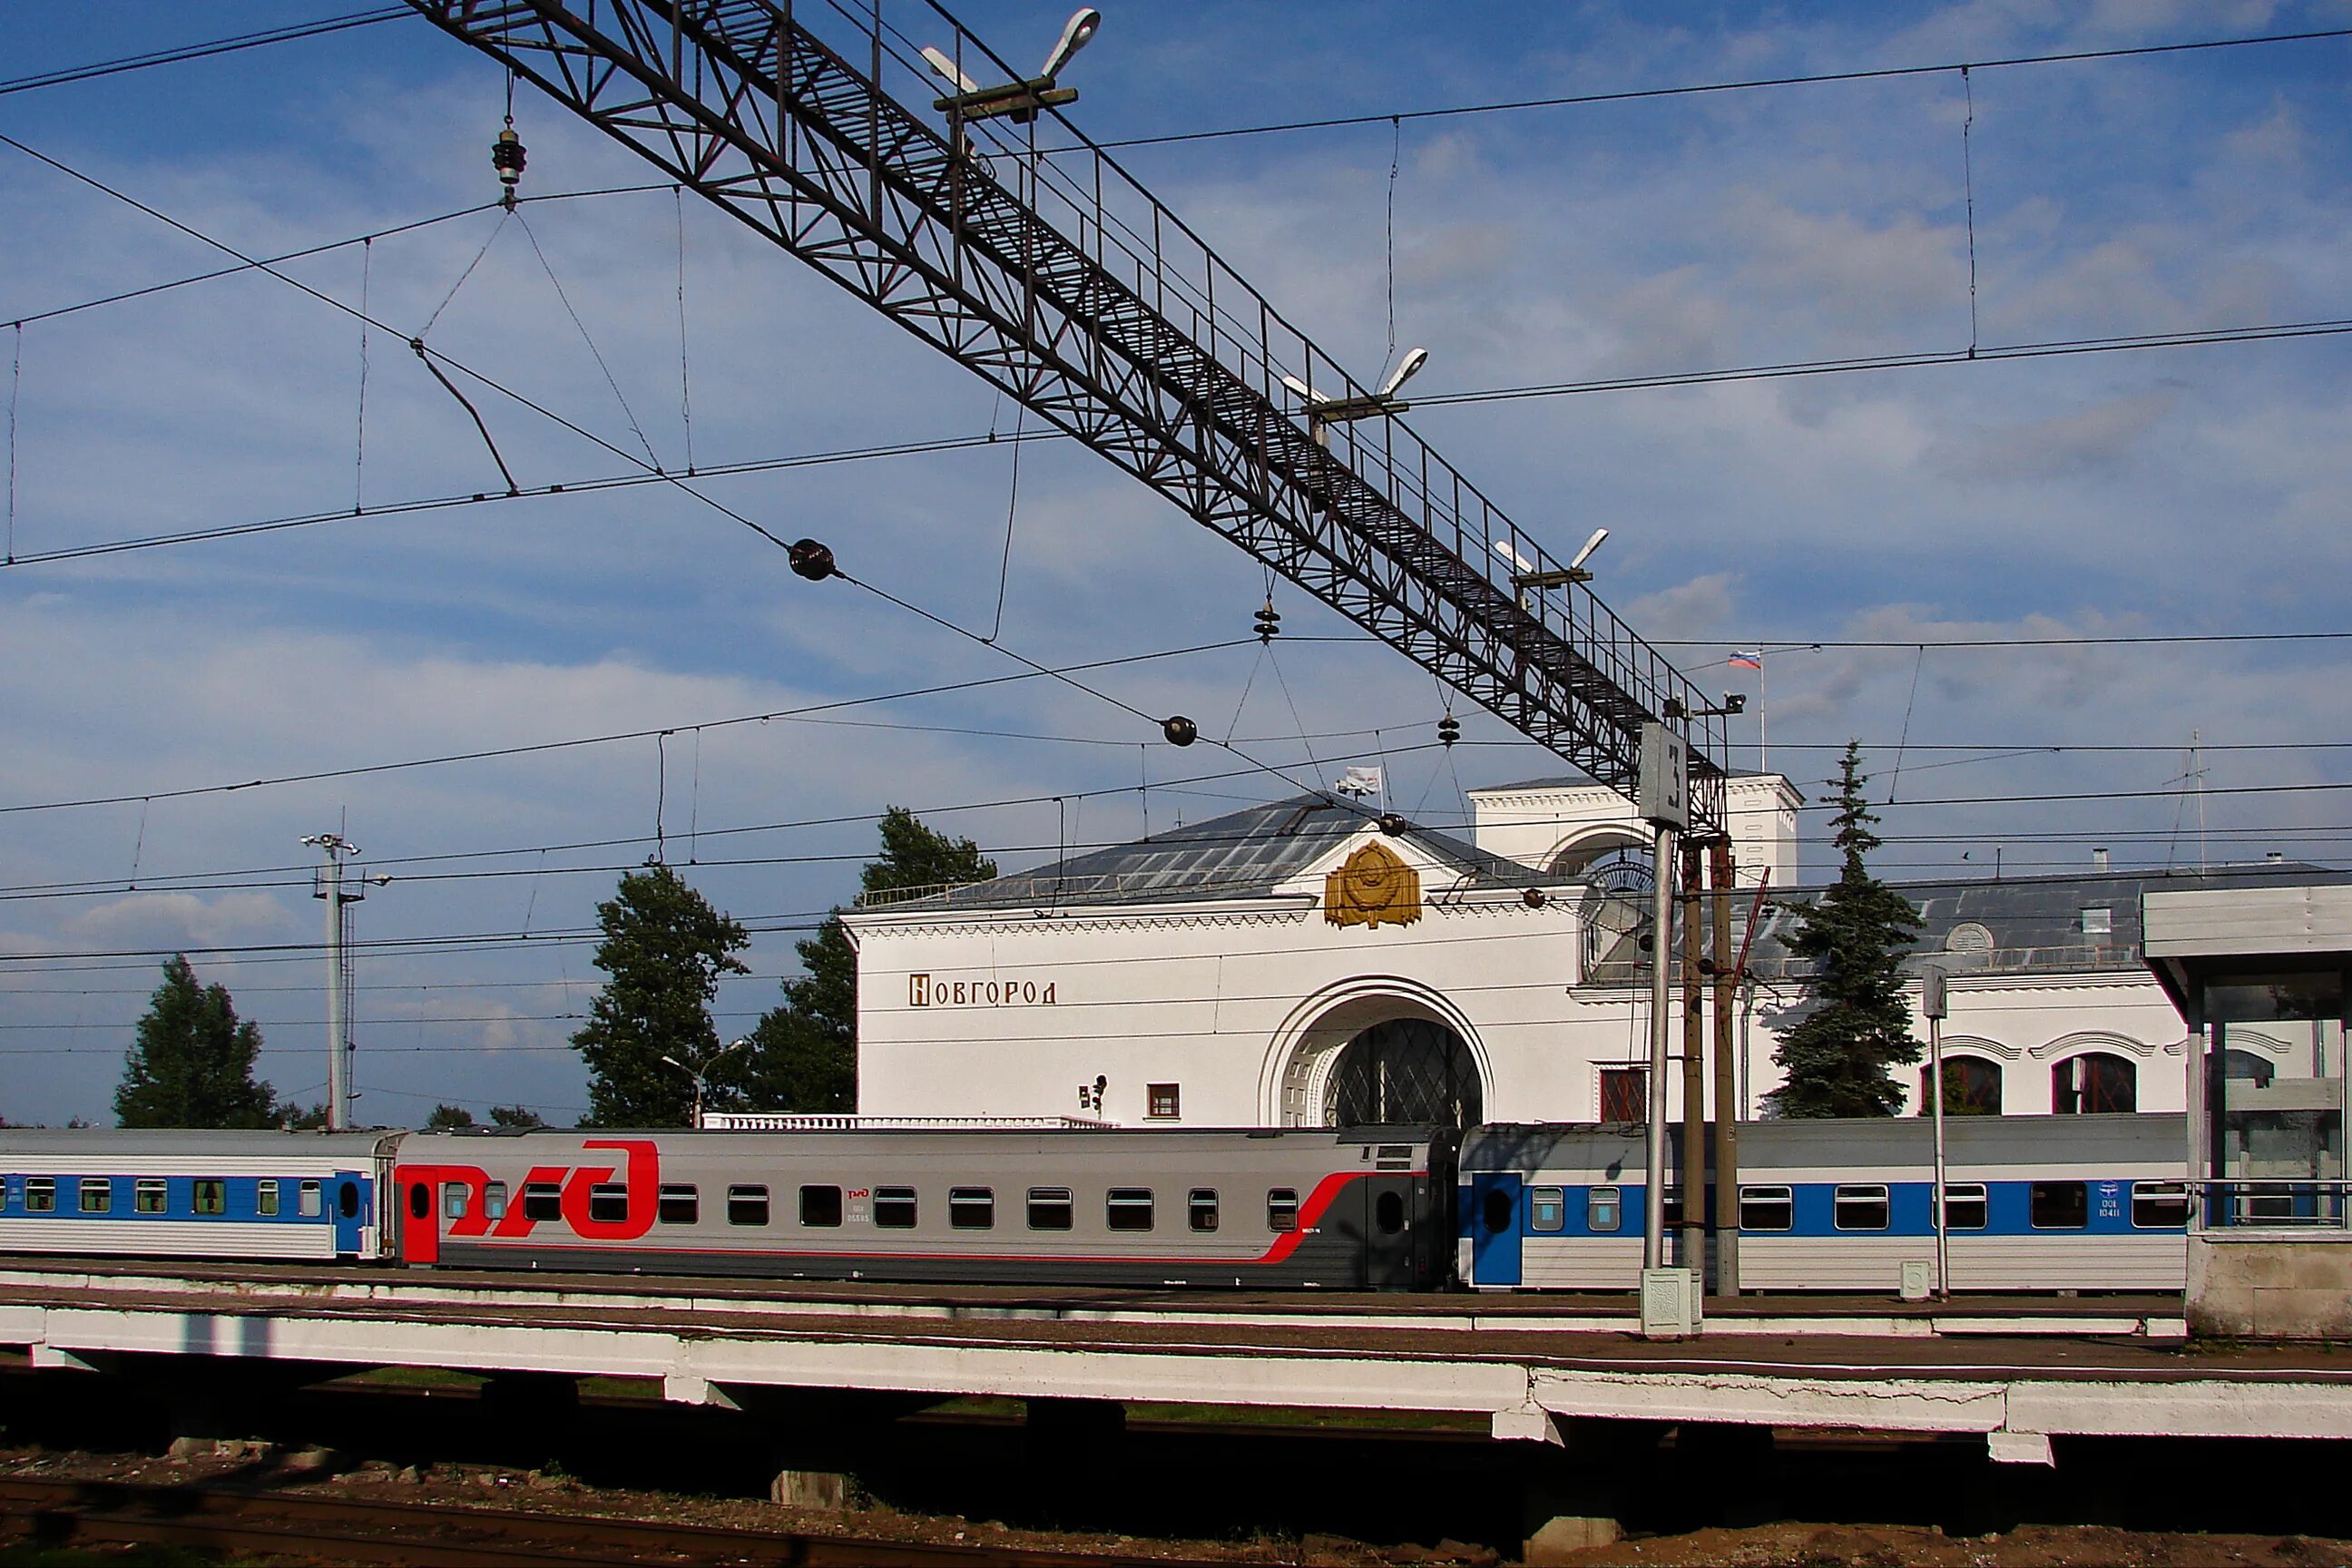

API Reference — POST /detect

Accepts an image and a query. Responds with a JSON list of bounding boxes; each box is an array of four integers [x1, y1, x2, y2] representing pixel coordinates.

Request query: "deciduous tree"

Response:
[[742, 807, 995, 1112], [572, 864, 749, 1127], [1769, 742, 1926, 1118], [114, 956, 281, 1129]]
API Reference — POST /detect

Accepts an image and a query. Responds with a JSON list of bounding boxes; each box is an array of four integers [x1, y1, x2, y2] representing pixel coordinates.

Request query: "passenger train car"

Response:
[[0, 1116, 2190, 1293], [0, 1130, 388, 1261], [1460, 1113, 2189, 1292], [389, 1124, 1457, 1289]]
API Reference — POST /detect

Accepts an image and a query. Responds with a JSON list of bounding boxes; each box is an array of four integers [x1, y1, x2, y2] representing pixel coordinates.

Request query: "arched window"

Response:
[[2222, 1048, 2277, 1088], [2053, 1053, 2136, 1114], [1327, 1018, 1483, 1129], [1920, 1056, 2002, 1116]]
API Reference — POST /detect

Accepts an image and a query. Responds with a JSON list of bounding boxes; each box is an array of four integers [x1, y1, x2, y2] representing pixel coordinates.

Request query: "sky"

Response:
[[1, 1, 2347, 1127]]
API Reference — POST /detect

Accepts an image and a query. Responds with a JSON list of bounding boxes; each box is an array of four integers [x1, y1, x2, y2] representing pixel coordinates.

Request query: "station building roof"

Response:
[[858, 792, 1565, 914]]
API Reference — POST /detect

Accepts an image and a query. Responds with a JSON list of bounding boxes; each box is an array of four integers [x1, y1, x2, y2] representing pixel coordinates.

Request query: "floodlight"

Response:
[[1041, 8, 1102, 81], [1279, 371, 1324, 404], [1569, 526, 1609, 573], [1377, 347, 1428, 398], [919, 46, 980, 94], [1490, 537, 1534, 575]]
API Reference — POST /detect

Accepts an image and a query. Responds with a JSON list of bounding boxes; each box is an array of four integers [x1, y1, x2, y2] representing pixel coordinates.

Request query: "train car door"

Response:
[[1361, 1176, 1421, 1290], [395, 1171, 437, 1264], [1469, 1172, 1522, 1286], [332, 1173, 368, 1258]]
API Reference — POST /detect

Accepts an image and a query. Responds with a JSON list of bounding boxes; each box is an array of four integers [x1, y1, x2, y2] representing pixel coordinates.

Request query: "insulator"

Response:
[[492, 124, 526, 207], [1161, 715, 1198, 747], [1253, 601, 1281, 642], [1436, 714, 1460, 749], [787, 538, 838, 581]]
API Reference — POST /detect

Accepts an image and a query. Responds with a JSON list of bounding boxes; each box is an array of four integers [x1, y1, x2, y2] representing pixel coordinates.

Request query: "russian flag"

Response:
[[1728, 650, 1762, 670]]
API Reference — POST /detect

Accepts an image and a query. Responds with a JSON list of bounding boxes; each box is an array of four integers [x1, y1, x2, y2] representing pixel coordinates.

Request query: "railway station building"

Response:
[[840, 773, 2318, 1130]]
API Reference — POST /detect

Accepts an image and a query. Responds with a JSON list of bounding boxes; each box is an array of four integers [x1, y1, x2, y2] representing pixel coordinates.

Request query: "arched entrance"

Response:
[[1327, 1017, 1483, 1127], [1262, 979, 1491, 1130]]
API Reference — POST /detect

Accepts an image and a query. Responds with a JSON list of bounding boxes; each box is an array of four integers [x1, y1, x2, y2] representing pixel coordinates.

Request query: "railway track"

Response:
[[0, 1475, 1244, 1567]]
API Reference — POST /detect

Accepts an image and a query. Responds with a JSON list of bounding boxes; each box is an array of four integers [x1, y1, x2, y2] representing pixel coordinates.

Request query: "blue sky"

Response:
[[2, 2, 2348, 1125]]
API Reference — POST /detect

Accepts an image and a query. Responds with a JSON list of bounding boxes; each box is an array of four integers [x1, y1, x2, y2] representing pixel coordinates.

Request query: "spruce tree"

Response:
[[572, 863, 749, 1127], [1769, 742, 1926, 1117], [742, 807, 995, 1112], [115, 956, 280, 1128]]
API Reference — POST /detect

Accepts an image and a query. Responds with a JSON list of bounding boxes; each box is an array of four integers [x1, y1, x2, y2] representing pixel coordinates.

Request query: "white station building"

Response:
[[840, 773, 2324, 1130]]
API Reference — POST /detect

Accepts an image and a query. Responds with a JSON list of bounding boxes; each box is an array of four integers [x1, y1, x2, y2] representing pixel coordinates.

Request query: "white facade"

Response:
[[846, 777, 2207, 1127]]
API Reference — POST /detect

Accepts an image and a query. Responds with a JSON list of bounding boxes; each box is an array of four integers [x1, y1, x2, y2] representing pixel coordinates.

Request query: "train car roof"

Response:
[[0, 1129, 398, 1156]]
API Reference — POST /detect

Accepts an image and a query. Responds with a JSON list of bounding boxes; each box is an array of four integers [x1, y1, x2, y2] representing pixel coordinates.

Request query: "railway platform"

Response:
[[0, 1258, 2332, 1476]]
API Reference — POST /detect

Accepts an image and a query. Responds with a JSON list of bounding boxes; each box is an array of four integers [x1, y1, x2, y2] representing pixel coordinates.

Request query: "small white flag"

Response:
[[1336, 766, 1384, 797]]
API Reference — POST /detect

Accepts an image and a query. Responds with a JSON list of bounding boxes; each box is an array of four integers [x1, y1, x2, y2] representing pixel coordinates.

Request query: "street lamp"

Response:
[[662, 1037, 749, 1128]]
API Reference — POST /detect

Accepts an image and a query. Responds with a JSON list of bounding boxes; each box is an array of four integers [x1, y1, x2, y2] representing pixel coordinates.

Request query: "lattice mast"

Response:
[[404, 0, 1730, 834]]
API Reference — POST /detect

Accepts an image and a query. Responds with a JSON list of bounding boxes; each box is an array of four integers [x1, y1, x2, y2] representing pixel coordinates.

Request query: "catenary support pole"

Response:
[[1923, 965, 1950, 1297], [1644, 820, 1678, 1270], [1710, 840, 1740, 1295], [1679, 844, 1707, 1274]]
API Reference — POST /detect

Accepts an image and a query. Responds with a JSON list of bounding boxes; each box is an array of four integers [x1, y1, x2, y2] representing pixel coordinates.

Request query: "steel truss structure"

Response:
[[407, 0, 1730, 834]]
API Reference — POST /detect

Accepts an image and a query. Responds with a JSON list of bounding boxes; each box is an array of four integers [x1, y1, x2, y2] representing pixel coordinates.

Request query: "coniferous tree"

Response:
[[1769, 742, 1926, 1117], [741, 807, 995, 1112], [115, 956, 281, 1128], [572, 864, 749, 1127]]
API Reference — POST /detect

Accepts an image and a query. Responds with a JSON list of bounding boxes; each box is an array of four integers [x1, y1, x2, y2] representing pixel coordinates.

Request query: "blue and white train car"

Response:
[[0, 1130, 397, 1262], [1460, 1114, 2190, 1293]]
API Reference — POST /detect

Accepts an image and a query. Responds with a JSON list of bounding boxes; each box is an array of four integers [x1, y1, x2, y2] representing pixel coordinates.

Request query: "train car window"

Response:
[[78, 1180, 112, 1215], [1106, 1188, 1155, 1232], [2132, 1181, 2190, 1229], [135, 1179, 167, 1215], [1833, 1184, 1890, 1230], [1482, 1188, 1514, 1235], [299, 1181, 323, 1219], [483, 1182, 508, 1220], [2030, 1181, 2089, 1230], [949, 1187, 994, 1230], [338, 1181, 359, 1220], [24, 1178, 54, 1214], [192, 1180, 227, 1217], [799, 1185, 844, 1228], [2239, 1184, 2296, 1222], [523, 1181, 563, 1221], [659, 1184, 700, 1225], [589, 1182, 629, 1224], [407, 1182, 430, 1220], [444, 1183, 470, 1220], [874, 1186, 918, 1229], [1943, 1183, 1988, 1230], [1738, 1185, 1792, 1231], [727, 1185, 769, 1226], [1027, 1187, 1073, 1230], [256, 1180, 279, 1217], [1376, 1191, 1406, 1236], [1587, 1187, 1622, 1233], [1266, 1189, 1298, 1233], [1188, 1189, 1219, 1232], [1529, 1188, 1566, 1232]]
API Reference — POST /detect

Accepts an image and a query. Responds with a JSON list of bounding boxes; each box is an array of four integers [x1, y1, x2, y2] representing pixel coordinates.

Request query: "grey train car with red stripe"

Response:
[[392, 1125, 1457, 1289]]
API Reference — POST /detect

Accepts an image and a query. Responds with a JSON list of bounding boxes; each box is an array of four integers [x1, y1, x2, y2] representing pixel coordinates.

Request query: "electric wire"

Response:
[[0, 8, 411, 99]]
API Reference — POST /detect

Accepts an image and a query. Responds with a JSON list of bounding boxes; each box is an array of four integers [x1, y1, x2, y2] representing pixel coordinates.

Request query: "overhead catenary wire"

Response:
[[0, 8, 412, 99]]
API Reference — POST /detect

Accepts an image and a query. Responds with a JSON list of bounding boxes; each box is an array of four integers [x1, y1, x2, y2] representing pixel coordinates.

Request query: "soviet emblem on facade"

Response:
[[1324, 839, 1422, 928]]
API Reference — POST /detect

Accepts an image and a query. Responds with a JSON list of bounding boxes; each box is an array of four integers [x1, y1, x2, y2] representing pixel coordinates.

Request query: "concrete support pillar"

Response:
[[1516, 1420, 1651, 1565], [770, 1467, 855, 1509]]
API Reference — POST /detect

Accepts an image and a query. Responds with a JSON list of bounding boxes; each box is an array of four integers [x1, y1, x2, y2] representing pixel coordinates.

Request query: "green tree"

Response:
[[572, 863, 749, 1127], [742, 807, 996, 1113], [487, 1103, 545, 1130], [425, 1103, 476, 1130], [115, 956, 281, 1129], [1769, 743, 1926, 1117]]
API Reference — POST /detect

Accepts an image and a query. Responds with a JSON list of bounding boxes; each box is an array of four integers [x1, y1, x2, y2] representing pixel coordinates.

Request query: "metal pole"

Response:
[[1710, 841, 1740, 1295], [1678, 844, 1706, 1278], [1644, 819, 1677, 1270], [1923, 965, 1950, 1298], [323, 848, 347, 1132]]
